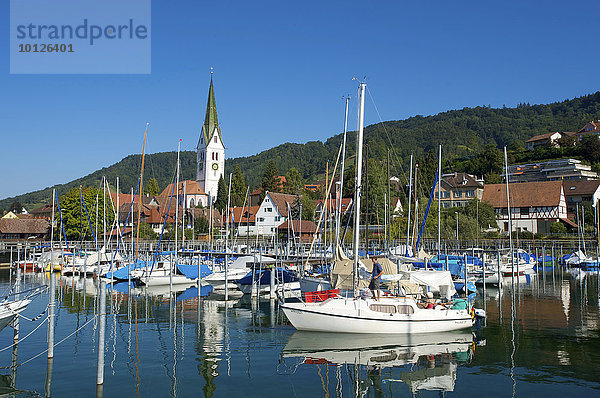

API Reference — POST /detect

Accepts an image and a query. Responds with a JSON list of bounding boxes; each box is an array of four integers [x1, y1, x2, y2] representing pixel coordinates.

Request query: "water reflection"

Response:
[[281, 331, 478, 396], [1, 269, 599, 397]]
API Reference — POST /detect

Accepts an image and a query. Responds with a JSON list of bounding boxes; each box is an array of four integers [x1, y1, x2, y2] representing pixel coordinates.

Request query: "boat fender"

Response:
[[474, 308, 486, 318]]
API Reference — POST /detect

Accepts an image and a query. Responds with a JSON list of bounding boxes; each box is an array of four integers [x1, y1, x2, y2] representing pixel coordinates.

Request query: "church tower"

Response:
[[196, 72, 225, 204]]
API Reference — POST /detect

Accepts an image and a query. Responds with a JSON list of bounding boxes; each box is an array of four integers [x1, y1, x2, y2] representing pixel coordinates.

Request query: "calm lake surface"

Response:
[[1, 269, 599, 397]]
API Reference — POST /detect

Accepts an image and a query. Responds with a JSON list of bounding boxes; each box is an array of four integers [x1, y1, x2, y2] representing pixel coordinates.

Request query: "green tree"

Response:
[[364, 159, 386, 226], [230, 165, 247, 207], [194, 216, 209, 235], [581, 135, 600, 163], [144, 178, 160, 196], [138, 222, 157, 240], [549, 221, 567, 235], [214, 175, 228, 212], [342, 163, 356, 198], [261, 160, 280, 193], [462, 199, 497, 230], [10, 201, 23, 213], [56, 186, 114, 242], [284, 167, 304, 195], [289, 195, 315, 221]]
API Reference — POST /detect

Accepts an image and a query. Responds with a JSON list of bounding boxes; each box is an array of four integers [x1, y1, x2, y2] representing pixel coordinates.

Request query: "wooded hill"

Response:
[[3, 91, 600, 211]]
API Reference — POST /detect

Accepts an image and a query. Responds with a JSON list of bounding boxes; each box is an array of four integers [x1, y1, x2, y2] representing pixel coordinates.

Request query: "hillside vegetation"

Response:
[[3, 91, 600, 211]]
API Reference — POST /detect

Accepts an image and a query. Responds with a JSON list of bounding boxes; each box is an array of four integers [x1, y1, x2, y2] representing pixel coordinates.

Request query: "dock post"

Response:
[[497, 248, 502, 289], [463, 253, 468, 297], [542, 245, 546, 291], [97, 280, 106, 385], [47, 273, 55, 359], [9, 246, 13, 286], [269, 259, 276, 299]]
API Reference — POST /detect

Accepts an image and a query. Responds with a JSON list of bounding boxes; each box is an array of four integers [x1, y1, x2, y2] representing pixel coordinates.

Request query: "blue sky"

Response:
[[1, 0, 599, 200]]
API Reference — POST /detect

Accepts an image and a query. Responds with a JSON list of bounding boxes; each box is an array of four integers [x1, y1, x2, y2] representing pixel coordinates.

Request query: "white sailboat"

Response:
[[281, 81, 485, 334], [204, 255, 274, 289]]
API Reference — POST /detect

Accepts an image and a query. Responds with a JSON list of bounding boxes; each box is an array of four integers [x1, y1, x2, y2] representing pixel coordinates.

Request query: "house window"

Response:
[[214, 136, 217, 143], [216, 152, 218, 161], [271, 227, 275, 232], [258, 217, 264, 222], [190, 198, 195, 207], [454, 191, 463, 198], [520, 207, 529, 216], [465, 190, 474, 198], [441, 191, 450, 199], [501, 208, 508, 216], [504, 222, 508, 231], [265, 207, 272, 212], [275, 216, 281, 222], [211, 152, 214, 160]]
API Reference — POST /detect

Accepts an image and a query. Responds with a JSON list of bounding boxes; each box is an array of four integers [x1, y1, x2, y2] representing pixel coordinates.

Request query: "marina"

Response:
[[3, 2, 600, 396], [0, 263, 598, 397]]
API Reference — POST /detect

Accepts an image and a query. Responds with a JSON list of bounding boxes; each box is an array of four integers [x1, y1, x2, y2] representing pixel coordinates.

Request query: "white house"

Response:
[[251, 192, 296, 237], [525, 132, 563, 150]]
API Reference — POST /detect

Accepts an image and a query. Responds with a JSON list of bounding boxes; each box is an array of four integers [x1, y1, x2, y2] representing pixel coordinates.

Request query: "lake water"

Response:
[[1, 268, 599, 397]]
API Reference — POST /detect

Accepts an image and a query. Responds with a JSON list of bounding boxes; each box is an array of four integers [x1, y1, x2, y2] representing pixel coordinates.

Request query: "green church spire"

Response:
[[202, 71, 222, 145]]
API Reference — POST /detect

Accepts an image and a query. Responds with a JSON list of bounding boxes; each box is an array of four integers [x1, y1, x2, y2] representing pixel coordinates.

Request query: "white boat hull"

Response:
[[142, 275, 196, 286], [0, 299, 32, 331], [282, 297, 474, 334], [204, 268, 249, 289], [237, 281, 301, 295]]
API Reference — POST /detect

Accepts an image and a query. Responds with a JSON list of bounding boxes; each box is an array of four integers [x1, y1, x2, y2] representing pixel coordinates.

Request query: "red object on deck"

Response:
[[304, 289, 340, 303]]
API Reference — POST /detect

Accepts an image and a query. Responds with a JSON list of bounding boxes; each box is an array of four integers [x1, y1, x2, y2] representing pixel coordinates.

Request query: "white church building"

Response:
[[196, 73, 225, 204]]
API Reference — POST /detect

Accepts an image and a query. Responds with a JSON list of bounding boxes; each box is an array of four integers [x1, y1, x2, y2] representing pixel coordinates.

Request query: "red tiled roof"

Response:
[[277, 220, 318, 233], [562, 131, 579, 137], [228, 205, 259, 223], [159, 180, 207, 198], [525, 132, 560, 143], [30, 204, 53, 215], [578, 120, 600, 133], [562, 180, 600, 196], [188, 208, 223, 227], [441, 173, 483, 189], [0, 218, 50, 234], [315, 198, 352, 212], [482, 181, 563, 208], [266, 191, 297, 218]]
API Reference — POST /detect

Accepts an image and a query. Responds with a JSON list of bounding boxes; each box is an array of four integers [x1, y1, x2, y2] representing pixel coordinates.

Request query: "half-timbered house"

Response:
[[482, 180, 573, 234]]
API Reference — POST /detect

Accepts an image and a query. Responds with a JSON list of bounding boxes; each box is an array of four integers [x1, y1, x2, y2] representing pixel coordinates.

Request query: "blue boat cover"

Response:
[[237, 267, 298, 285], [103, 260, 148, 280], [176, 263, 213, 279]]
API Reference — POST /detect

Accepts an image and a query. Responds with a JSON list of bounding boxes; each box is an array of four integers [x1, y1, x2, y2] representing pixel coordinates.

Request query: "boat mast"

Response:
[[437, 144, 441, 254], [225, 172, 233, 301], [175, 139, 181, 259], [352, 81, 366, 296], [336, 96, 350, 248], [504, 147, 515, 278], [405, 155, 413, 256], [136, 123, 149, 260]]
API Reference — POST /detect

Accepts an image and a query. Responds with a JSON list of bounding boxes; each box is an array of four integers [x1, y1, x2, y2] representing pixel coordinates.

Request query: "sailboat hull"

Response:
[[282, 297, 474, 334]]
